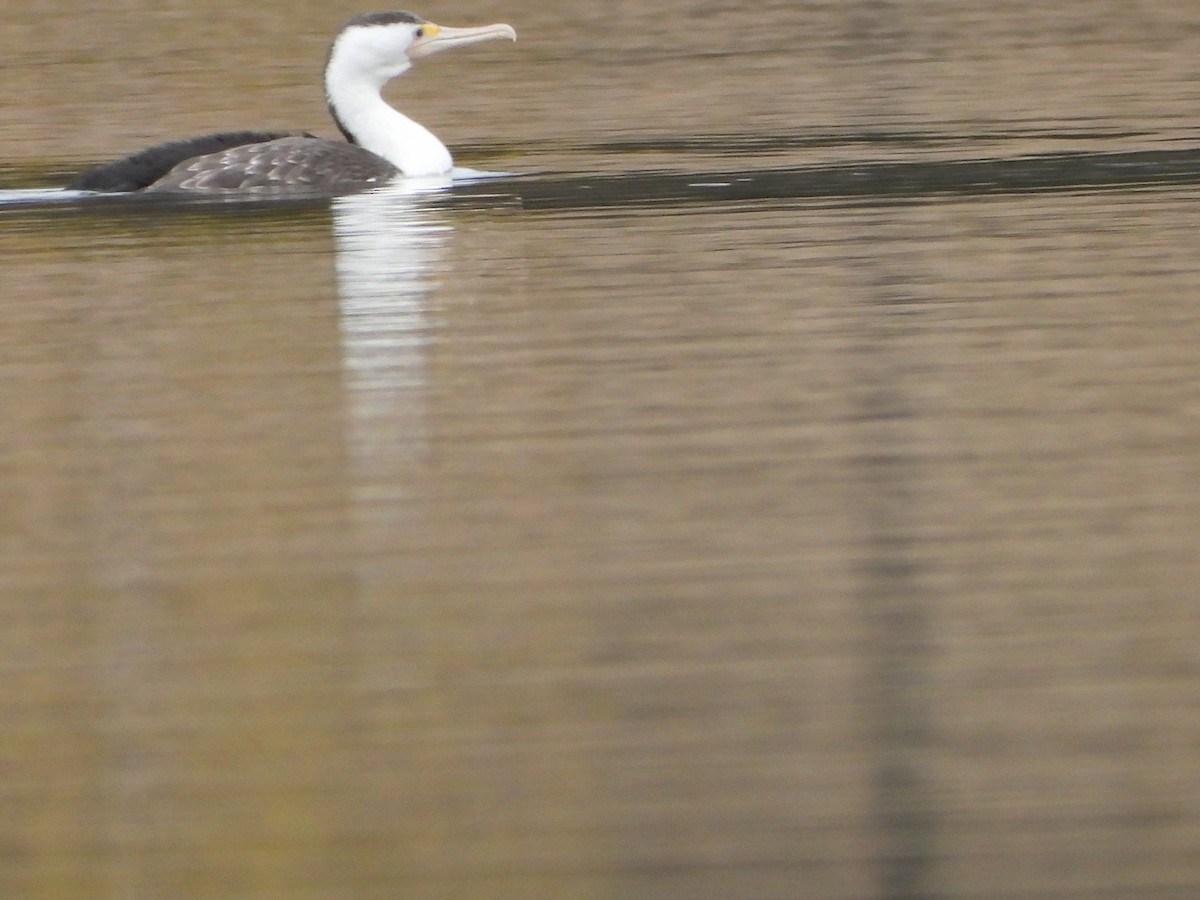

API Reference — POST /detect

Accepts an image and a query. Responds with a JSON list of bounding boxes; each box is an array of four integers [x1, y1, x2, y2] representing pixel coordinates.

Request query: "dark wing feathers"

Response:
[[70, 130, 309, 192], [142, 137, 400, 194]]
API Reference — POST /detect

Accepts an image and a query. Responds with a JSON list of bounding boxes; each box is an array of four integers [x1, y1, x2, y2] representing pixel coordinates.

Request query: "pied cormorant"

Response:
[[71, 11, 516, 195]]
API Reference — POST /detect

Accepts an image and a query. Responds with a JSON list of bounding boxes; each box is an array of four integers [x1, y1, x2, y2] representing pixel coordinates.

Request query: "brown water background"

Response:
[[3, 2, 1200, 898]]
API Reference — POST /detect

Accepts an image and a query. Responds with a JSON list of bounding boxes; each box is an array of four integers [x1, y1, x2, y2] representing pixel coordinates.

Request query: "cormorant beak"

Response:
[[408, 22, 517, 61]]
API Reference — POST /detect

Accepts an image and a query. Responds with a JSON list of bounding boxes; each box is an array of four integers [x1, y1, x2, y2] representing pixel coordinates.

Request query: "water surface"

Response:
[[3, 2, 1200, 898]]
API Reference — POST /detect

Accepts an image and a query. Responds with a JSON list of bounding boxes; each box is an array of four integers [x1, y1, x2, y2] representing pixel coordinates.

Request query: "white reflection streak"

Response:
[[332, 181, 451, 528]]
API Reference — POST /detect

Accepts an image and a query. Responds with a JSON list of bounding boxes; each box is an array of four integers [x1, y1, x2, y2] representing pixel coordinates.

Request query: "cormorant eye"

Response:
[[415, 27, 425, 38]]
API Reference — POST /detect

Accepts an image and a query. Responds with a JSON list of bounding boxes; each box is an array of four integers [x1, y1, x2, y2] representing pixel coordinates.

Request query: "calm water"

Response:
[[4, 2, 1200, 898]]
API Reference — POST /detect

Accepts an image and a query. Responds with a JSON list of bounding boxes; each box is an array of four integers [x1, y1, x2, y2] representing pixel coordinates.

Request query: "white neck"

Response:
[[324, 48, 453, 177]]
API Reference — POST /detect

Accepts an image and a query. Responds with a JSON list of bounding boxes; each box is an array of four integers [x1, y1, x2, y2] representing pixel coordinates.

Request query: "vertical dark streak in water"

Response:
[[852, 278, 938, 896], [841, 3, 941, 894]]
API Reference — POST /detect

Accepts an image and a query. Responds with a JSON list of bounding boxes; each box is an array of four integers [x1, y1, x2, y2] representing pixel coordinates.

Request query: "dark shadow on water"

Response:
[[452, 146, 1200, 212]]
